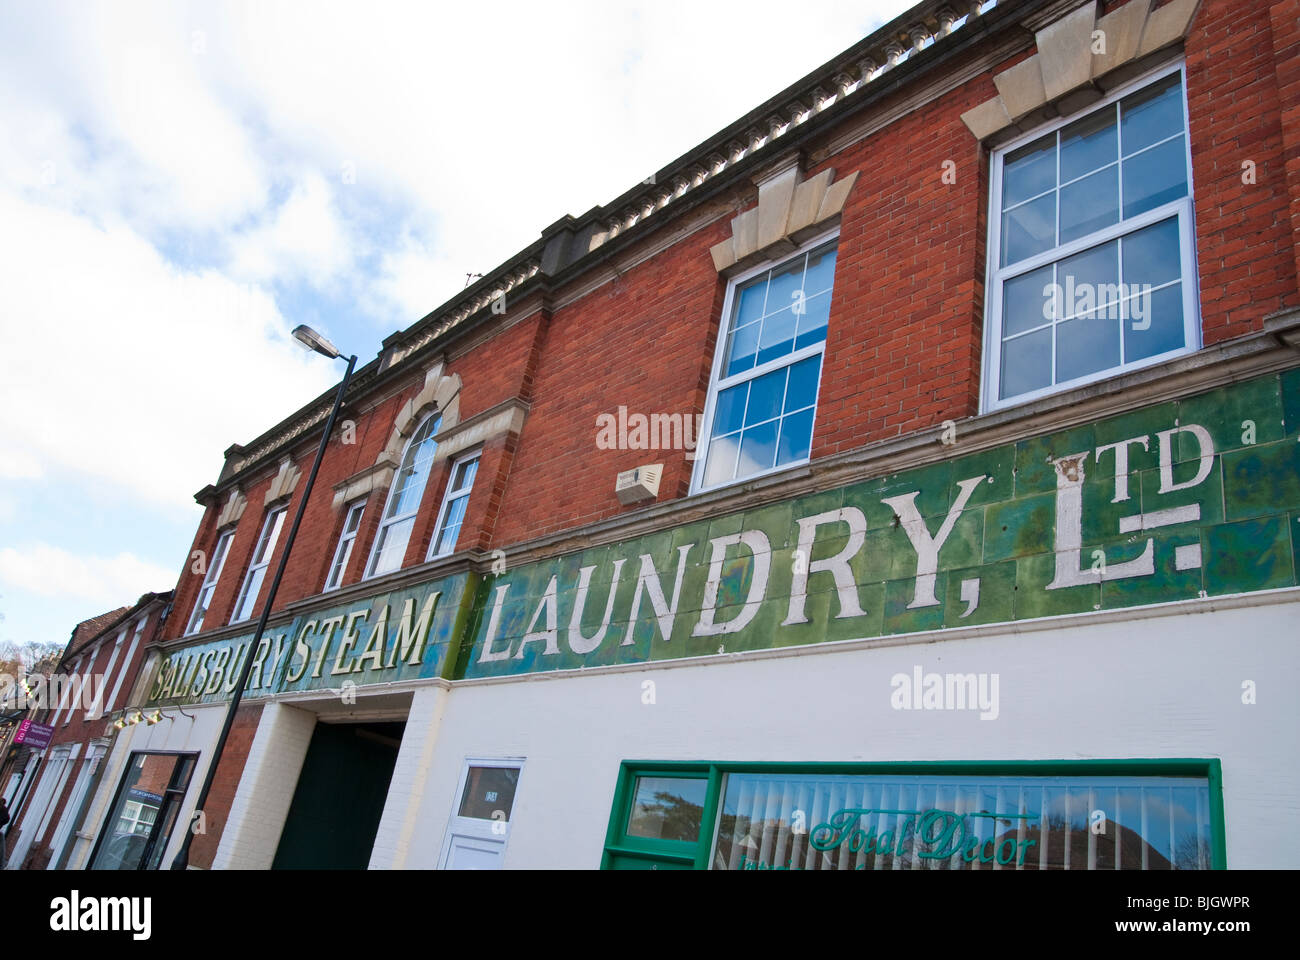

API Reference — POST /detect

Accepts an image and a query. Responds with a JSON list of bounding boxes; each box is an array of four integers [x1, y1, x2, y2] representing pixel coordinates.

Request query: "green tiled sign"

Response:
[[146, 371, 1300, 704]]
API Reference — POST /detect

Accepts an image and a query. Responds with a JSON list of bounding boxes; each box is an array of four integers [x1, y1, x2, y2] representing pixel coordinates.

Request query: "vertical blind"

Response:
[[711, 773, 1212, 870]]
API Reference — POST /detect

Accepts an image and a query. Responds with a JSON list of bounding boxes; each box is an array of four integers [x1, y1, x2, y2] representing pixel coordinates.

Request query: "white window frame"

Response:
[[324, 499, 367, 591], [437, 756, 525, 870], [185, 528, 234, 635], [690, 227, 839, 496], [229, 505, 287, 624], [426, 449, 481, 560], [365, 412, 442, 580], [981, 60, 1200, 413]]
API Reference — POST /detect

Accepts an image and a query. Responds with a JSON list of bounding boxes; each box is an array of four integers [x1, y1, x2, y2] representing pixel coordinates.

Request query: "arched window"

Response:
[[365, 412, 442, 578]]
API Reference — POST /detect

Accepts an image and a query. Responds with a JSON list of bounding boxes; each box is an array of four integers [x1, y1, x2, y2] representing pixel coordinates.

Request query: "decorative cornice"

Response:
[[961, 0, 1201, 141]]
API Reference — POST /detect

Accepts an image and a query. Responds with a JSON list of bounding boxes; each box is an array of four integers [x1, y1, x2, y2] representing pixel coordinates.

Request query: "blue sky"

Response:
[[0, 0, 909, 649]]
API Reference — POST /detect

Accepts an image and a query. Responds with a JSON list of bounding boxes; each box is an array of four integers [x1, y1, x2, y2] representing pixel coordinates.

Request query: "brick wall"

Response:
[[161, 0, 1298, 643]]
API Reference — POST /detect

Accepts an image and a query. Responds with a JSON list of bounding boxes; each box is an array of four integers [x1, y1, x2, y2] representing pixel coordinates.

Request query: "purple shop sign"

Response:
[[13, 719, 54, 749]]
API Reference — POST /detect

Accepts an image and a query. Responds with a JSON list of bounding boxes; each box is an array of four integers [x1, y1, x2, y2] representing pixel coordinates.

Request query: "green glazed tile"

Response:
[[1176, 375, 1285, 461], [1204, 516, 1293, 595], [1014, 424, 1095, 497], [1013, 551, 1101, 618], [942, 561, 1015, 628], [876, 459, 955, 521], [850, 525, 895, 584], [1221, 441, 1300, 522], [882, 574, 947, 635], [1100, 532, 1203, 609], [1092, 401, 1177, 453], [706, 511, 746, 541], [982, 492, 1055, 563], [947, 445, 1015, 507], [742, 500, 796, 550], [1281, 368, 1300, 437], [883, 508, 982, 578], [1135, 462, 1223, 529]]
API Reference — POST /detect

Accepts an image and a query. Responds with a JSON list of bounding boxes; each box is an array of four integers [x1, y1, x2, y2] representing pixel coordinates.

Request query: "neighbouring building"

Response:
[[2, 593, 171, 870], [80, 0, 1299, 871]]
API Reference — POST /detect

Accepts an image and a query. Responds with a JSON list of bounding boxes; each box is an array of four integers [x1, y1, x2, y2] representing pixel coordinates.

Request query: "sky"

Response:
[[0, 0, 912, 650]]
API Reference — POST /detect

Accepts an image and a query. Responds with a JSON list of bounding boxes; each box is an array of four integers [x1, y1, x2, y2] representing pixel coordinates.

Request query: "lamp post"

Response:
[[170, 325, 356, 870]]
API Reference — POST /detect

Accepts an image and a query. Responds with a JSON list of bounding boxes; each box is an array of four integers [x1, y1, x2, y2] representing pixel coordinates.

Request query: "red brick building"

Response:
[[2, 593, 170, 870], [75, 0, 1300, 870]]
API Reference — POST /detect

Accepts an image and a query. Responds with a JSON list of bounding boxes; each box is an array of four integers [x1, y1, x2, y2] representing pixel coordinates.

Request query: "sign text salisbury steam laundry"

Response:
[[146, 371, 1300, 707]]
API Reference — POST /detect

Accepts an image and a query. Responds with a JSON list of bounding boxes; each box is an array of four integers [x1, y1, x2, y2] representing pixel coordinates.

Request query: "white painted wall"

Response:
[[390, 595, 1300, 870]]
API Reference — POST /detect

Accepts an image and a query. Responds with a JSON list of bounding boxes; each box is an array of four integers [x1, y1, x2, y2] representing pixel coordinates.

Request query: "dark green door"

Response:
[[272, 721, 404, 870]]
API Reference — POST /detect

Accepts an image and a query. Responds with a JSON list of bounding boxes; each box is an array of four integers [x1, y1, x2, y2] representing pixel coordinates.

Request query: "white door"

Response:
[[7, 746, 71, 868], [438, 759, 524, 870]]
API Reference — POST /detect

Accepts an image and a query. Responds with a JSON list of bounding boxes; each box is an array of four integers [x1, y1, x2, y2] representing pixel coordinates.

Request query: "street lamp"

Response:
[[171, 325, 357, 870]]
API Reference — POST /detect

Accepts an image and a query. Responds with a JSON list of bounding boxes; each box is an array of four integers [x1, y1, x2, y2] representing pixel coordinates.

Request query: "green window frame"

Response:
[[601, 759, 1226, 870]]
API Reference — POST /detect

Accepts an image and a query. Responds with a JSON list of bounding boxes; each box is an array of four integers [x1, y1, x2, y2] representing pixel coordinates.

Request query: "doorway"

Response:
[[271, 720, 404, 870]]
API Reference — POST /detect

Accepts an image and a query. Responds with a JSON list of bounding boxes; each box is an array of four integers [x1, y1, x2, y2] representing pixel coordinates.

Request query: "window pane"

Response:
[[734, 278, 767, 327], [458, 766, 520, 821], [777, 407, 815, 464], [794, 291, 831, 350], [784, 354, 821, 412], [745, 368, 787, 426], [1004, 264, 1054, 335], [435, 495, 470, 555], [710, 772, 1213, 871], [1002, 134, 1055, 208], [1121, 72, 1183, 156], [370, 516, 414, 576], [1060, 108, 1117, 183], [626, 777, 707, 842], [756, 306, 797, 366], [1000, 327, 1052, 399], [1001, 193, 1056, 266], [1057, 309, 1121, 383], [1058, 240, 1120, 318], [388, 416, 441, 518], [1122, 135, 1187, 218], [803, 244, 837, 295], [725, 318, 760, 377], [1059, 165, 1118, 245], [713, 383, 747, 437], [704, 435, 740, 486], [1124, 282, 1184, 362], [738, 419, 780, 475], [1122, 217, 1181, 289], [453, 457, 479, 493], [343, 503, 364, 535], [767, 256, 805, 312], [234, 568, 265, 621]]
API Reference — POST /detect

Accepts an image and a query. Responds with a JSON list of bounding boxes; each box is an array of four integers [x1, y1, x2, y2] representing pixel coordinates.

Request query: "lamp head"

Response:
[[291, 324, 342, 360]]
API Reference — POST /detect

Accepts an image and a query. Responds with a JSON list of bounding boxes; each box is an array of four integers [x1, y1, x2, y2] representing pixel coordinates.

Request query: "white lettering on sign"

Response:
[[694, 531, 771, 636], [883, 475, 986, 609], [783, 508, 867, 625]]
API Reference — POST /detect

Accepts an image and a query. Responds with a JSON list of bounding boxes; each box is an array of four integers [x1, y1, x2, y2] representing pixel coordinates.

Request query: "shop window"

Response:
[[427, 451, 480, 559], [324, 499, 367, 591], [88, 752, 197, 871], [602, 761, 1224, 870], [185, 529, 234, 635], [230, 506, 287, 624], [438, 758, 524, 870], [984, 64, 1198, 410], [692, 232, 838, 493], [366, 412, 442, 579]]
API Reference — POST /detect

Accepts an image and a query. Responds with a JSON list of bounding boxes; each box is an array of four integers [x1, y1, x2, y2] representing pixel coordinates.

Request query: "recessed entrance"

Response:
[[271, 720, 404, 870]]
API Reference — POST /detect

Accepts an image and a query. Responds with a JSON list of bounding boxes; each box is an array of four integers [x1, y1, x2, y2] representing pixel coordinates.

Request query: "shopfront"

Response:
[[117, 372, 1299, 870]]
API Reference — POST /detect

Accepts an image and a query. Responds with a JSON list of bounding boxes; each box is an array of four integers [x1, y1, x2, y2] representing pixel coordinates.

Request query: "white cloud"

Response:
[[0, 189, 336, 509], [0, 543, 177, 605], [227, 171, 356, 286]]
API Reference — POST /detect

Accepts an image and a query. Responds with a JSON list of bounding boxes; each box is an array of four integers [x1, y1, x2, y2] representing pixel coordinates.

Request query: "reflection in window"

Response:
[[711, 772, 1212, 870], [626, 776, 708, 842], [89, 752, 197, 871], [697, 238, 837, 491], [366, 413, 442, 578], [990, 69, 1194, 408]]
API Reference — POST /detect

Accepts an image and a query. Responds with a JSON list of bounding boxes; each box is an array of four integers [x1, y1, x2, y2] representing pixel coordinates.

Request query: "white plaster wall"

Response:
[[396, 597, 1300, 869]]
